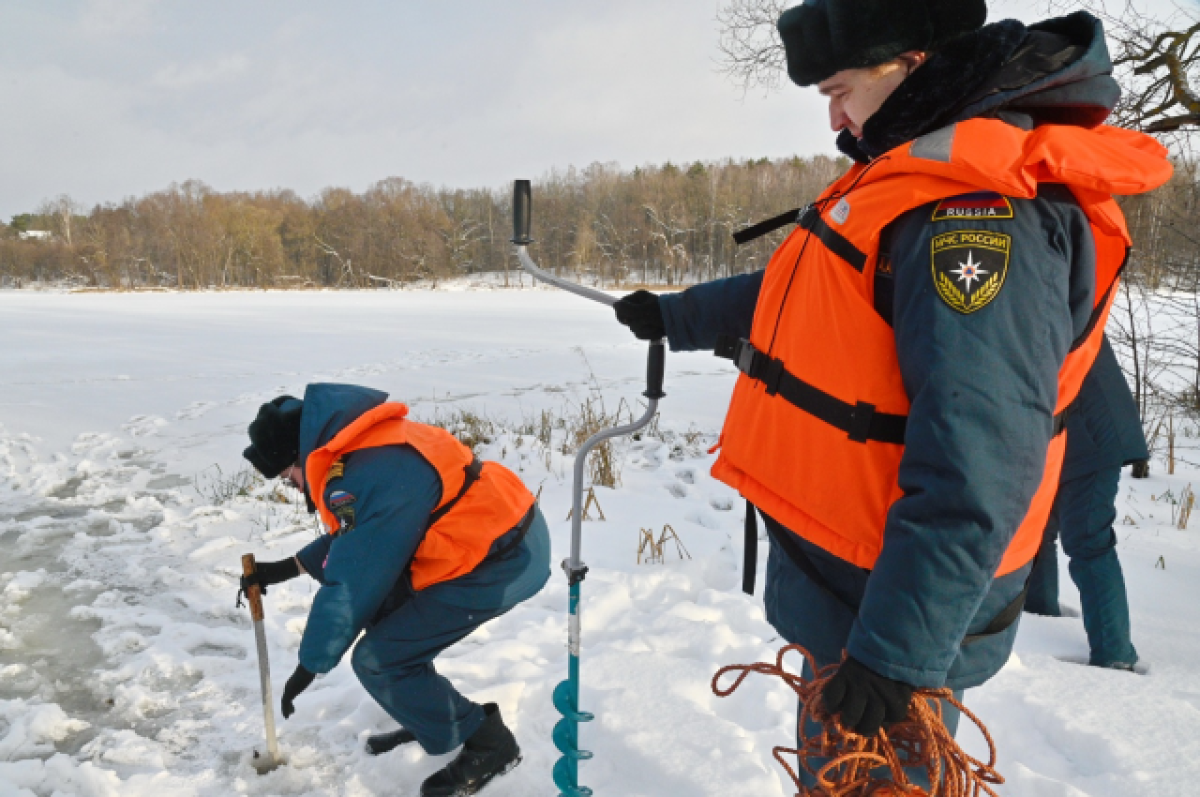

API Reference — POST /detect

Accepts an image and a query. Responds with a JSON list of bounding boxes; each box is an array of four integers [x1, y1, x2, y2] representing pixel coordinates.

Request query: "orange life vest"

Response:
[[305, 402, 536, 591], [712, 119, 1170, 577]]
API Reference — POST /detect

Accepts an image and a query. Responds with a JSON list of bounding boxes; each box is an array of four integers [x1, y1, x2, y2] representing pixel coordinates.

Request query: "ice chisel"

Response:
[[242, 553, 282, 772]]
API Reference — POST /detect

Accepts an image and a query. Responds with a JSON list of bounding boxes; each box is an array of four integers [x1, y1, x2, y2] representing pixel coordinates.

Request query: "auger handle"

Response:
[[513, 179, 533, 245], [645, 340, 666, 400], [512, 179, 616, 306]]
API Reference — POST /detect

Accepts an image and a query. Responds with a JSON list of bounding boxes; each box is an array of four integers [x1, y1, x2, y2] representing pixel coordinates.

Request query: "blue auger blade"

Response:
[[553, 757, 594, 797], [553, 680, 595, 722], [553, 717, 594, 759]]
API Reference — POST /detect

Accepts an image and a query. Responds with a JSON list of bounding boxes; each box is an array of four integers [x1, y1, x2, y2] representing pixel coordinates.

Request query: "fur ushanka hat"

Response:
[[777, 0, 988, 86], [243, 395, 303, 479]]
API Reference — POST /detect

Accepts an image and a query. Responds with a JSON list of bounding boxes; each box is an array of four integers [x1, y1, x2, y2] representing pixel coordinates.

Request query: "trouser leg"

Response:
[[1057, 468, 1137, 667], [1024, 514, 1063, 617], [351, 593, 511, 755], [796, 658, 961, 790]]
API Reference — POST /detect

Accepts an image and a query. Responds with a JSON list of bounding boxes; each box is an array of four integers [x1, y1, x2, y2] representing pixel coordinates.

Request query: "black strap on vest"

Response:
[[733, 204, 868, 273], [743, 500, 861, 600], [797, 205, 868, 272], [733, 207, 806, 246], [717, 336, 1070, 443], [427, 455, 484, 527], [487, 505, 538, 562], [717, 336, 908, 445], [743, 501, 758, 595]]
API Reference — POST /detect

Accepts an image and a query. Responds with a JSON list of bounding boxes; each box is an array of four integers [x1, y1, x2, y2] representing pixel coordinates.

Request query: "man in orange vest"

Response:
[[615, 0, 1169, 786], [238, 383, 550, 796]]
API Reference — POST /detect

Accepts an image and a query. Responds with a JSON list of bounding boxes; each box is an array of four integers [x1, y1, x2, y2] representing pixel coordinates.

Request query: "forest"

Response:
[[0, 156, 847, 291]]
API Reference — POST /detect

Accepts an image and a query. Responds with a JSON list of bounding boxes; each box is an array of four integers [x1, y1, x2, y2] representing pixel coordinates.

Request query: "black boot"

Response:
[[366, 727, 417, 756], [420, 703, 521, 797]]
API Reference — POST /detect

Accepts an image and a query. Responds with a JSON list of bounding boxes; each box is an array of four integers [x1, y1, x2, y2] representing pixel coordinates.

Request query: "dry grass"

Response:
[[564, 396, 633, 489], [423, 407, 498, 453], [193, 464, 262, 505], [637, 524, 691, 564], [192, 463, 312, 540]]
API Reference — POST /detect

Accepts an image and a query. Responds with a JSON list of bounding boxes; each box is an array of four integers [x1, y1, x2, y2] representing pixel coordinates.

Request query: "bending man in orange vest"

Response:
[[238, 383, 550, 796], [615, 0, 1168, 787]]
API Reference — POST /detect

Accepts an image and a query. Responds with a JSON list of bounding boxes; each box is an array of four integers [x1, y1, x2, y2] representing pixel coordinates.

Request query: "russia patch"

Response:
[[333, 505, 356, 534], [329, 490, 356, 508], [931, 230, 1011, 315], [932, 192, 1014, 222]]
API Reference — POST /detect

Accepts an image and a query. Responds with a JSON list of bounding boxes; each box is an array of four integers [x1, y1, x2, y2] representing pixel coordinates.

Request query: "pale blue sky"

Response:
[[0, 0, 1190, 218]]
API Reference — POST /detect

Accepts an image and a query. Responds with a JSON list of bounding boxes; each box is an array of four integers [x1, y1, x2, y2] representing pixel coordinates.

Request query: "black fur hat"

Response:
[[778, 0, 988, 86], [243, 396, 303, 478]]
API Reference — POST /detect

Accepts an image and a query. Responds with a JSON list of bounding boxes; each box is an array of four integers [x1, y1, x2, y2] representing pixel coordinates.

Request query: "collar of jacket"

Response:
[[839, 19, 1029, 163]]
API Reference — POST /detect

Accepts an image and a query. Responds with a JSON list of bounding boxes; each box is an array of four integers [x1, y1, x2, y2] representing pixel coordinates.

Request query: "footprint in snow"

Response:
[[123, 416, 169, 437], [175, 401, 217, 421]]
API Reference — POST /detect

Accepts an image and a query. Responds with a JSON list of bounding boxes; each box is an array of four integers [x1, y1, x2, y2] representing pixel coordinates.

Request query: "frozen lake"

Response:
[[0, 289, 1197, 796]]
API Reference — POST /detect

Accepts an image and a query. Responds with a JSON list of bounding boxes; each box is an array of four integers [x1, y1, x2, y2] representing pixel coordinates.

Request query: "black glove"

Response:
[[614, 290, 665, 341], [821, 656, 914, 737], [237, 557, 301, 606], [281, 664, 316, 719], [1131, 459, 1150, 479]]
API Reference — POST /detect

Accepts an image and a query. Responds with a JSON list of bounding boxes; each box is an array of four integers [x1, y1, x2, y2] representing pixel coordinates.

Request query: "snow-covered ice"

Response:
[[0, 289, 1197, 796]]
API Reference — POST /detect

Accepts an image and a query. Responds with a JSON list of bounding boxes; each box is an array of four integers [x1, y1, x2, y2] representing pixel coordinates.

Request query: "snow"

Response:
[[0, 289, 1196, 796]]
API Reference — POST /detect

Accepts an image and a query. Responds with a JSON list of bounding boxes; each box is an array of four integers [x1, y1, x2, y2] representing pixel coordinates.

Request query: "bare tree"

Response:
[[1042, 1, 1200, 136], [716, 0, 789, 94], [37, 194, 83, 247], [1118, 21, 1200, 133]]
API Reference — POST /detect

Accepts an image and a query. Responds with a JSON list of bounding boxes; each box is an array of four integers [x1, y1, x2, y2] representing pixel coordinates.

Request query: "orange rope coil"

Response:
[[712, 644, 1004, 797]]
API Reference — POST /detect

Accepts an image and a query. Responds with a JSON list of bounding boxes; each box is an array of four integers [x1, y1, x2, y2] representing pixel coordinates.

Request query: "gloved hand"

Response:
[[237, 557, 301, 606], [1131, 459, 1150, 479], [821, 656, 914, 737], [281, 664, 316, 719], [614, 290, 665, 341]]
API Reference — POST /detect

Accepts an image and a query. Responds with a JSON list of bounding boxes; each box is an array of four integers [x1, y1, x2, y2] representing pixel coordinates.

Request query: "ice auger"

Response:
[[511, 179, 666, 797]]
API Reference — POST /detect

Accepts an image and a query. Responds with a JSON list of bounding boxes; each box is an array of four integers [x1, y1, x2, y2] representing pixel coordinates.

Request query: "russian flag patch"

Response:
[[932, 192, 1014, 222]]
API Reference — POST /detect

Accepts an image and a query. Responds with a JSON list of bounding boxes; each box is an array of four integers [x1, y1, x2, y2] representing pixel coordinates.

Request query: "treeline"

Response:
[[0, 156, 847, 290]]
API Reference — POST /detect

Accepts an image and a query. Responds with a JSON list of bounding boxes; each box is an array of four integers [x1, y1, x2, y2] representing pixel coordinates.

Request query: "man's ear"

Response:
[[897, 51, 930, 74]]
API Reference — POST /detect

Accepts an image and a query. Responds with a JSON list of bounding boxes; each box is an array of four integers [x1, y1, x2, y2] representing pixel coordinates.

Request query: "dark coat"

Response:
[[1062, 336, 1148, 481], [292, 384, 550, 675], [659, 14, 1123, 689]]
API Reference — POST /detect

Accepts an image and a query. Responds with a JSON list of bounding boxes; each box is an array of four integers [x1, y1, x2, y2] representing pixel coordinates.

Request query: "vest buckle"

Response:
[[848, 401, 876, 444], [797, 204, 819, 229], [734, 338, 758, 375]]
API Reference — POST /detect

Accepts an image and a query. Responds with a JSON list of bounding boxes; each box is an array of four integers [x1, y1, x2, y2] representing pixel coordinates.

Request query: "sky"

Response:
[[0, 0, 1193, 220]]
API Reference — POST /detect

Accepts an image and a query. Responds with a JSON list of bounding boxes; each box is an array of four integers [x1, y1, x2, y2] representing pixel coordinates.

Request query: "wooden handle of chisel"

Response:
[[242, 554, 266, 622]]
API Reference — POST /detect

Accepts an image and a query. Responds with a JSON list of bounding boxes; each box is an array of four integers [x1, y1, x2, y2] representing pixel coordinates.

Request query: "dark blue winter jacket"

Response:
[[658, 13, 1122, 689], [1061, 336, 1148, 481], [292, 384, 550, 675]]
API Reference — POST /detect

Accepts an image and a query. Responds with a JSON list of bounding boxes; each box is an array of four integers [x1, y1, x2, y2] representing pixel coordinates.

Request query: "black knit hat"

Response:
[[778, 0, 988, 86], [243, 396, 303, 479]]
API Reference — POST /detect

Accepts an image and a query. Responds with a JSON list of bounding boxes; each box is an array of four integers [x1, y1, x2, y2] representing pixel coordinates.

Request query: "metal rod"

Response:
[[242, 554, 280, 766], [253, 622, 280, 762], [568, 398, 658, 569], [516, 246, 616, 307]]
